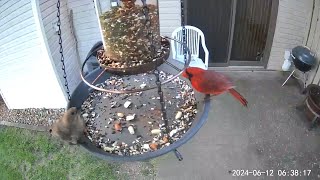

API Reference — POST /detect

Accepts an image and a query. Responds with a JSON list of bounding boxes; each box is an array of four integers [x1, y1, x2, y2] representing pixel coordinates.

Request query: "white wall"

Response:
[[39, 0, 81, 94], [159, 0, 181, 36], [0, 0, 66, 109], [267, 0, 313, 70]]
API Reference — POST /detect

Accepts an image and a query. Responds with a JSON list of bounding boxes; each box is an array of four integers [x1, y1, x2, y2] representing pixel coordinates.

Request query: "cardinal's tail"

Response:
[[228, 88, 248, 107]]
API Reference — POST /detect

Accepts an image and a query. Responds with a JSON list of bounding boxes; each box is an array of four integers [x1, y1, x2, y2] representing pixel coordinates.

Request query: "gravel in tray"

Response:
[[81, 71, 198, 156]]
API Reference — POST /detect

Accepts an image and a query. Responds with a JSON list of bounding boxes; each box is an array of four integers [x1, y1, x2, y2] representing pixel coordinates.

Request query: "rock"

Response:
[[110, 101, 117, 108], [117, 112, 125, 118], [128, 126, 135, 135], [175, 111, 182, 119], [151, 129, 161, 135], [140, 83, 147, 89], [112, 141, 119, 147], [126, 114, 135, 121], [82, 113, 89, 118], [110, 79, 116, 85], [88, 136, 93, 141], [124, 101, 132, 108], [103, 146, 114, 152], [143, 144, 150, 150]]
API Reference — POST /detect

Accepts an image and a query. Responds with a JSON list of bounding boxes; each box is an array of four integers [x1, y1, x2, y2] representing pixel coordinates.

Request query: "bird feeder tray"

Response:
[[97, 37, 170, 75], [80, 71, 198, 156], [70, 59, 211, 161]]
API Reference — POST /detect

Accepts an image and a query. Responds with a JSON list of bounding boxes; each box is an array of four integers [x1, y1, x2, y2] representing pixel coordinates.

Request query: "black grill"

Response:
[[291, 46, 316, 72]]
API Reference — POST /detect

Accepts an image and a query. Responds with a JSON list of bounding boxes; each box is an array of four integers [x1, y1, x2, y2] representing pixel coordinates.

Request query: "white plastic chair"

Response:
[[171, 25, 210, 70]]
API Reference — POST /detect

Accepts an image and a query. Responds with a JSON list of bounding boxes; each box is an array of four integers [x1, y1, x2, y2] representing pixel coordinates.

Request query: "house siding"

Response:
[[0, 0, 66, 109], [39, 0, 81, 94], [267, 0, 313, 70], [304, 0, 320, 85], [159, 0, 181, 36], [67, 0, 102, 63]]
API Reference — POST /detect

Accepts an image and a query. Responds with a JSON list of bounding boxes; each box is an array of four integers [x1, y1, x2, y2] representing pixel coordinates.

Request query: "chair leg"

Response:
[[282, 70, 296, 87], [300, 73, 307, 94], [308, 116, 319, 131], [303, 73, 307, 89], [301, 88, 308, 95]]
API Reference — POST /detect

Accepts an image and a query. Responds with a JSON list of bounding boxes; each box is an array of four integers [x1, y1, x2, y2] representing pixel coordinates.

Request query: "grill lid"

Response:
[[292, 46, 317, 66]]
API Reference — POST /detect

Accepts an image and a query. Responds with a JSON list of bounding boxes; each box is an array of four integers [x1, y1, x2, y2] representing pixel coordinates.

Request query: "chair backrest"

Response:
[[171, 25, 204, 58]]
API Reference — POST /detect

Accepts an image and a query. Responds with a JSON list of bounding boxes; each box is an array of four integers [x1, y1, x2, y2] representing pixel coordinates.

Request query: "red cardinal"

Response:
[[182, 67, 248, 107]]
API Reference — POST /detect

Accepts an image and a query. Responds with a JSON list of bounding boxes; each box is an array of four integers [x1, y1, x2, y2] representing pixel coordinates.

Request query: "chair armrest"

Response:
[[201, 37, 210, 68]]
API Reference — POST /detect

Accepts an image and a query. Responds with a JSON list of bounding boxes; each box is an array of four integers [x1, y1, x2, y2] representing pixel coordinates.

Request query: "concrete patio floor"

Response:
[[155, 71, 320, 180]]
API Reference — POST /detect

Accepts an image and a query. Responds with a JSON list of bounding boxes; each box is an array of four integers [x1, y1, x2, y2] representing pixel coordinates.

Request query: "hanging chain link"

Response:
[[141, 0, 169, 133], [57, 0, 71, 101], [181, 0, 187, 64], [165, 0, 187, 72]]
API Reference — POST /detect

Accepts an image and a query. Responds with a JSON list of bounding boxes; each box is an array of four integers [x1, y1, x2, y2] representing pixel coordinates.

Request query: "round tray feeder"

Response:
[[68, 66, 211, 161]]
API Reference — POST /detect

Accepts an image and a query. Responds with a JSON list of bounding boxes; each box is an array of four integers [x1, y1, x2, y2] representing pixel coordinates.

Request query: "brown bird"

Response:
[[182, 67, 248, 107], [49, 107, 87, 145]]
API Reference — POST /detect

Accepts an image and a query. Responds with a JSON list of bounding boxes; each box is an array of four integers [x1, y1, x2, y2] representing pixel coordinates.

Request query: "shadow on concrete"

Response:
[[156, 71, 320, 180]]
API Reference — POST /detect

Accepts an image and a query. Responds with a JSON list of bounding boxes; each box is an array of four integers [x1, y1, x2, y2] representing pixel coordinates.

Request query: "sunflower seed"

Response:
[[169, 129, 179, 137], [151, 129, 161, 135], [128, 126, 135, 135], [126, 114, 135, 121], [117, 112, 125, 118], [175, 111, 182, 119], [103, 146, 115, 152]]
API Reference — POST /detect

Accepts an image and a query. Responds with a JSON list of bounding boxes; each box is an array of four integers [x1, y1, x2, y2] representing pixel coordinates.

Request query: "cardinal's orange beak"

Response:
[[182, 70, 188, 78]]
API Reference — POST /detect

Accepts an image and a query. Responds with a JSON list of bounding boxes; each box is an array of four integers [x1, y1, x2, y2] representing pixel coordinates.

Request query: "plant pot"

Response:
[[304, 84, 320, 121]]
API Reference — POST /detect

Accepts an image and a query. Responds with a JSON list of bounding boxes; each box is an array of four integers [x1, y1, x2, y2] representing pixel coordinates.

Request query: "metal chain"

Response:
[[181, 0, 187, 64], [57, 0, 71, 101], [141, 0, 169, 133], [163, 0, 187, 73]]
